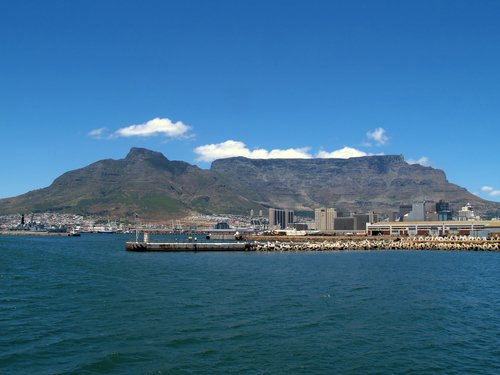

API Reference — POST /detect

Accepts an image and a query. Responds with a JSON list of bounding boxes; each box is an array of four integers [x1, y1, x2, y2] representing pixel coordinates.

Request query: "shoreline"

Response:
[[3, 231, 499, 251]]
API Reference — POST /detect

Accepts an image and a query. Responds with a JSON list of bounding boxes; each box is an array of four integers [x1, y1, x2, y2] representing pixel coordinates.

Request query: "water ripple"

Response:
[[1, 236, 499, 374]]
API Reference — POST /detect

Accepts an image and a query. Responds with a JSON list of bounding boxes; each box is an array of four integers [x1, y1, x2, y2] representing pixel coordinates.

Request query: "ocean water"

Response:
[[1, 234, 499, 374]]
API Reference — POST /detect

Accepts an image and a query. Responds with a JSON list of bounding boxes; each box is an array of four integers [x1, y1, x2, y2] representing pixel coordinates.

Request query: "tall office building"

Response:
[[315, 208, 337, 231], [404, 202, 426, 221], [352, 213, 377, 231], [269, 208, 294, 229]]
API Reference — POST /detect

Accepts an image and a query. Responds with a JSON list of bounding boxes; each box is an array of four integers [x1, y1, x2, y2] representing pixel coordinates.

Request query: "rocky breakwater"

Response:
[[249, 236, 500, 252]]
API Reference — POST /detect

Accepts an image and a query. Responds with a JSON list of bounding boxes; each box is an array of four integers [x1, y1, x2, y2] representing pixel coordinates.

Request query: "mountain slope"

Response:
[[0, 148, 498, 219], [211, 155, 499, 216], [0, 148, 259, 218]]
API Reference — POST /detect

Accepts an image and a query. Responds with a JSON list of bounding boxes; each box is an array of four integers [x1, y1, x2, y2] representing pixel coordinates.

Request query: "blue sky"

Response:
[[1, 0, 499, 201]]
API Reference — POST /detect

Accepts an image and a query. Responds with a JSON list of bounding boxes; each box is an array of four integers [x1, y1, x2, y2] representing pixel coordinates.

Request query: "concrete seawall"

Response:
[[126, 238, 500, 252], [126, 241, 252, 252]]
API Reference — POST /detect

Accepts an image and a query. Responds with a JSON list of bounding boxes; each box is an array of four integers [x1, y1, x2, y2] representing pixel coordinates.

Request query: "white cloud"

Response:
[[194, 140, 251, 161], [194, 140, 313, 162], [194, 141, 377, 162], [407, 156, 431, 167], [366, 127, 389, 145], [261, 147, 312, 159], [481, 186, 500, 197], [88, 128, 107, 139], [112, 117, 191, 138], [316, 147, 368, 159]]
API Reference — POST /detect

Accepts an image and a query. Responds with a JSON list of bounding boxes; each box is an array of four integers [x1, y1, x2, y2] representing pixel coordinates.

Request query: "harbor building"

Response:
[[333, 217, 355, 231], [436, 200, 452, 221], [404, 202, 426, 222], [269, 208, 294, 229], [314, 209, 378, 233], [214, 222, 230, 230], [366, 220, 500, 237], [290, 223, 308, 231], [314, 208, 337, 231], [398, 205, 412, 221], [390, 211, 400, 222], [352, 212, 378, 230], [458, 203, 480, 221]]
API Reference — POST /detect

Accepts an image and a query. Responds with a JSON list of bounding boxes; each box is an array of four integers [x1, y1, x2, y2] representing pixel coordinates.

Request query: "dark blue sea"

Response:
[[1, 234, 499, 374]]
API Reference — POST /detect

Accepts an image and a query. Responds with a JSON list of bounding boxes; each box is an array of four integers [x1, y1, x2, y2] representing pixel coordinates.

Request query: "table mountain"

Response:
[[0, 148, 498, 219], [211, 154, 499, 217]]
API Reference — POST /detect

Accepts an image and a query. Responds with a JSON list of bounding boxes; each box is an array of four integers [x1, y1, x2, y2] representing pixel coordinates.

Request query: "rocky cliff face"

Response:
[[0, 149, 498, 218], [211, 155, 497, 216]]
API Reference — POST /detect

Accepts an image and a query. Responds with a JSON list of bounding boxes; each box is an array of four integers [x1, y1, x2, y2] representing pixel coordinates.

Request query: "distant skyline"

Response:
[[1, 0, 499, 201]]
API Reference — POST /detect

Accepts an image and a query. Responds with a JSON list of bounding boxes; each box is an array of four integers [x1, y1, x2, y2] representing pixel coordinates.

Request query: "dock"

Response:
[[126, 241, 253, 252]]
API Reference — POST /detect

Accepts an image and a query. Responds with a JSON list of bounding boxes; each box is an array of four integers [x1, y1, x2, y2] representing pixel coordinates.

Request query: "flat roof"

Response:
[[368, 220, 500, 227]]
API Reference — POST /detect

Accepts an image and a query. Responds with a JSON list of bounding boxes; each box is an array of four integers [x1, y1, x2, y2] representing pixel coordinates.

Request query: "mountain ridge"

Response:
[[211, 154, 489, 215], [0, 147, 498, 219]]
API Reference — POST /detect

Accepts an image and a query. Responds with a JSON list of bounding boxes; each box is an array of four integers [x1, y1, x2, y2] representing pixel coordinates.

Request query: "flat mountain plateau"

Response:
[[1, 148, 498, 219]]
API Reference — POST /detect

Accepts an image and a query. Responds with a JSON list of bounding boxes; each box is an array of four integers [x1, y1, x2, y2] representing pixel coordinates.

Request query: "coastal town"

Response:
[[2, 200, 499, 251]]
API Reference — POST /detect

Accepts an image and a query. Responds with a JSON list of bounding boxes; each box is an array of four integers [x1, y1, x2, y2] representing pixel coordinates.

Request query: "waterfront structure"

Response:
[[458, 203, 479, 221], [214, 222, 230, 230], [268, 208, 294, 229], [366, 220, 500, 237], [404, 202, 426, 222], [398, 205, 412, 221], [352, 212, 377, 230], [314, 209, 378, 232], [334, 217, 355, 231], [390, 211, 399, 222], [314, 208, 337, 231], [126, 240, 252, 252], [436, 200, 452, 221], [290, 223, 309, 231]]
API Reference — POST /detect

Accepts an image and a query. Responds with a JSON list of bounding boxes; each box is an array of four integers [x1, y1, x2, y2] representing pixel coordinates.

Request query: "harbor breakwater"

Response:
[[246, 236, 500, 252]]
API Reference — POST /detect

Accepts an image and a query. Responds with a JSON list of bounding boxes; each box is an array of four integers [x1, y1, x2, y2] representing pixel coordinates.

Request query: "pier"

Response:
[[126, 238, 500, 252], [125, 231, 500, 252], [126, 241, 253, 252]]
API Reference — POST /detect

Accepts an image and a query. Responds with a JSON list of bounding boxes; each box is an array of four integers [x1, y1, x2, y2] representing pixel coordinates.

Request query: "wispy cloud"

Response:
[[194, 140, 312, 162], [407, 156, 431, 167], [366, 127, 389, 146], [88, 128, 107, 139], [481, 186, 500, 197], [194, 141, 374, 162], [89, 117, 192, 140]]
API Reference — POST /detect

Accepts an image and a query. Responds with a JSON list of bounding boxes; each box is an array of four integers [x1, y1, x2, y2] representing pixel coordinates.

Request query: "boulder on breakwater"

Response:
[[248, 237, 500, 252]]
